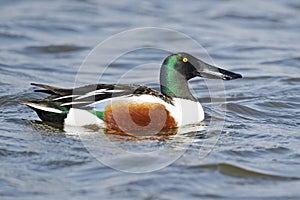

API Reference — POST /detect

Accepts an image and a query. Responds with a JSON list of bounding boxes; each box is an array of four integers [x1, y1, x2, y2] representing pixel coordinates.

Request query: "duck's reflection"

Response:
[[66, 123, 205, 141], [29, 120, 207, 172]]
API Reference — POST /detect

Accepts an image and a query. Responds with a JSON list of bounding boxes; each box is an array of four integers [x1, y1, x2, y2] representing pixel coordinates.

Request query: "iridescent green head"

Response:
[[160, 52, 242, 100]]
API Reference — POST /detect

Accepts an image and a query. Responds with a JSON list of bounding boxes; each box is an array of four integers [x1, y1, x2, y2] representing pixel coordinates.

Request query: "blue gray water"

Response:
[[1, 0, 300, 199]]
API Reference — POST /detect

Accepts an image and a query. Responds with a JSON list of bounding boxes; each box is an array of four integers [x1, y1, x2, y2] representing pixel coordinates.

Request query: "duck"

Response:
[[23, 52, 242, 136]]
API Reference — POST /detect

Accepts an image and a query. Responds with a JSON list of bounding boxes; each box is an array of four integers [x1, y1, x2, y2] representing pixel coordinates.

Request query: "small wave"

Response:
[[287, 2, 300, 10], [225, 103, 266, 119], [190, 163, 300, 180], [0, 148, 38, 157], [42, 160, 86, 170], [261, 57, 300, 67], [219, 45, 289, 53], [0, 94, 23, 106], [221, 146, 292, 158], [0, 91, 42, 106], [241, 76, 277, 81], [256, 101, 298, 109], [211, 13, 282, 23], [280, 77, 300, 85], [24, 45, 89, 54], [0, 31, 31, 40]]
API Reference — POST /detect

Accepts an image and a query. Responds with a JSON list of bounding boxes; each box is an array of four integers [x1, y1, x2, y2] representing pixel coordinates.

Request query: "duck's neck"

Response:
[[160, 65, 196, 101]]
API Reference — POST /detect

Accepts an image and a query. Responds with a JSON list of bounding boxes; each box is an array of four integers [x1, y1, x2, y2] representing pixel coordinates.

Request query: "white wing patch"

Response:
[[53, 94, 80, 101], [74, 89, 124, 100], [61, 101, 91, 106]]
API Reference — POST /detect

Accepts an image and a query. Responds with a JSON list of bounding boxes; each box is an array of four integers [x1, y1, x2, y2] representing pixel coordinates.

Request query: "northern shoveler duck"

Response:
[[23, 52, 242, 135]]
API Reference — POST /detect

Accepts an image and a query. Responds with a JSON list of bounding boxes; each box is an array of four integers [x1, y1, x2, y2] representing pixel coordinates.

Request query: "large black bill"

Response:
[[195, 60, 242, 80]]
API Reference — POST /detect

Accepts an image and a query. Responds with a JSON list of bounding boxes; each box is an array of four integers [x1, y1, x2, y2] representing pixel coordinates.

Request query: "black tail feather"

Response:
[[31, 83, 73, 96]]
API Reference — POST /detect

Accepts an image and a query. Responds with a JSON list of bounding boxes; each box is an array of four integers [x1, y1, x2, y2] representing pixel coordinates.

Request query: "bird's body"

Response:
[[23, 53, 242, 136]]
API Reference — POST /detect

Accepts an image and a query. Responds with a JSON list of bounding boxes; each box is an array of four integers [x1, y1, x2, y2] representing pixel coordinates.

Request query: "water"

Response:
[[1, 0, 300, 199]]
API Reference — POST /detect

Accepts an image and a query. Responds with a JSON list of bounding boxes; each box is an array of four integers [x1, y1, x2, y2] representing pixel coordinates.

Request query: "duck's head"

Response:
[[160, 52, 242, 100]]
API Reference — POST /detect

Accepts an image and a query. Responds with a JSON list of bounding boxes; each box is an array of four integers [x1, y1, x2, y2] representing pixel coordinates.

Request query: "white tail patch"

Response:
[[64, 108, 104, 126], [24, 102, 62, 114]]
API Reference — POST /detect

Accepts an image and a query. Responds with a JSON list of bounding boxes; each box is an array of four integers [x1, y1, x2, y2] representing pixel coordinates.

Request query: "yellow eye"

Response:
[[182, 57, 188, 63]]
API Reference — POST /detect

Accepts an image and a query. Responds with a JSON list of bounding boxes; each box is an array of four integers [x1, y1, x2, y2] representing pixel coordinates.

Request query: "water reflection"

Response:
[[63, 124, 205, 173]]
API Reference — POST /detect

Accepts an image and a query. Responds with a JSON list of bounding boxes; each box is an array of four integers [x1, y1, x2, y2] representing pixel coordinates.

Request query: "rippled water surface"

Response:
[[1, 0, 300, 199]]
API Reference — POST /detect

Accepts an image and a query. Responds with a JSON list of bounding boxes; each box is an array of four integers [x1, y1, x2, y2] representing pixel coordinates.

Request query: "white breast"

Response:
[[171, 98, 204, 126]]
